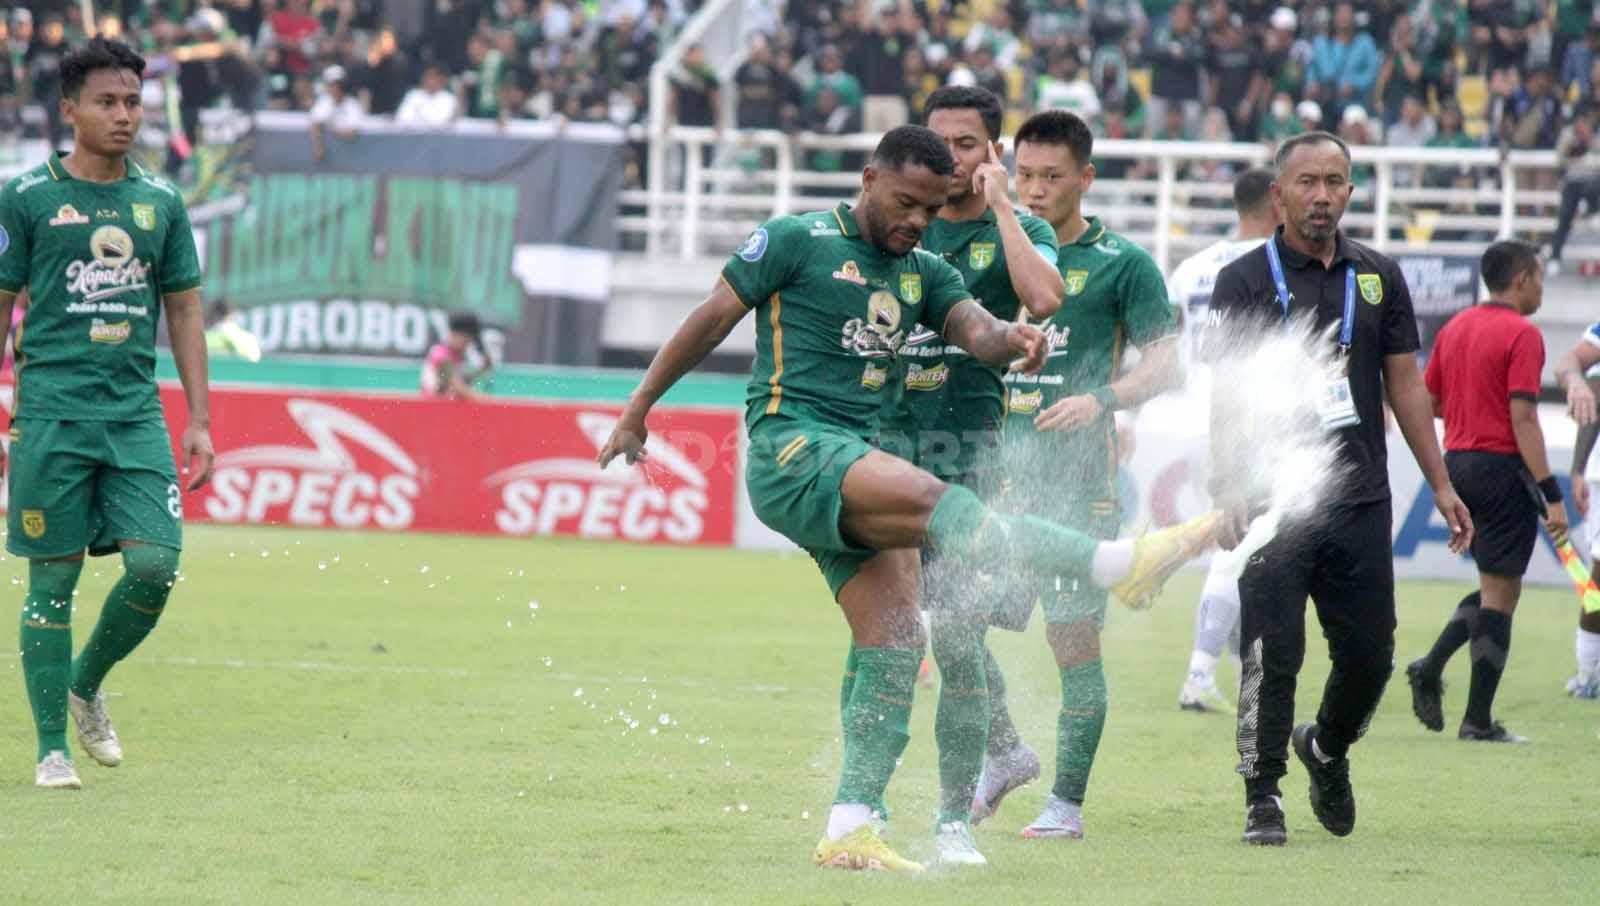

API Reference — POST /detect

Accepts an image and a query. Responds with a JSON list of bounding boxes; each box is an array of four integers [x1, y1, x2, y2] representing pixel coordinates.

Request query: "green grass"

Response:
[[2, 526, 1598, 904]]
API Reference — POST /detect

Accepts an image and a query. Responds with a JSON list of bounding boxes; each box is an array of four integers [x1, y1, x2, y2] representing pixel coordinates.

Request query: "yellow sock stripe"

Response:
[[776, 435, 808, 467], [126, 601, 165, 616], [23, 619, 70, 630]]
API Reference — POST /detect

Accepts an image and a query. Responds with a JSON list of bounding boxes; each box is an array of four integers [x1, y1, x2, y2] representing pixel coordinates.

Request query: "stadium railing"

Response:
[[625, 126, 1592, 271]]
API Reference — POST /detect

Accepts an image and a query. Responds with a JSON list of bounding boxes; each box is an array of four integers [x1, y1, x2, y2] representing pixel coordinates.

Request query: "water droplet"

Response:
[[547, 774, 554, 782], [723, 805, 732, 813], [572, 688, 584, 697], [529, 601, 539, 610], [9, 576, 19, 586], [317, 561, 328, 571], [419, 565, 430, 574], [657, 713, 671, 726], [228, 551, 237, 559], [259, 550, 270, 558], [738, 803, 749, 813], [516, 790, 526, 798], [505, 619, 513, 629], [628, 719, 640, 730], [801, 810, 811, 820], [697, 736, 710, 745], [517, 569, 525, 577], [382, 578, 390, 585], [333, 554, 341, 563], [619, 584, 627, 592], [541, 656, 553, 667], [648, 727, 659, 736]]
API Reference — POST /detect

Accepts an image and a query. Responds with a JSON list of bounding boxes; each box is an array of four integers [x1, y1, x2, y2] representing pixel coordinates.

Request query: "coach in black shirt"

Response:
[[1207, 131, 1473, 847]]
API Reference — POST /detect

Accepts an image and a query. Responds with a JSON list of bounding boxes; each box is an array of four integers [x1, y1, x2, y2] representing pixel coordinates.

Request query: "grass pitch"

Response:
[[2, 526, 1597, 904]]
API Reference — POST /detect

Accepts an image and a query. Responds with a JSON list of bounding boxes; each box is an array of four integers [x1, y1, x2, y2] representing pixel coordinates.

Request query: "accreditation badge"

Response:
[[1316, 353, 1360, 432]]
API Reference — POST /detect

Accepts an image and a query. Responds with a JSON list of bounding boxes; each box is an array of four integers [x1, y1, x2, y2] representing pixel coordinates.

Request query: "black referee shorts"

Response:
[[1445, 450, 1542, 577]]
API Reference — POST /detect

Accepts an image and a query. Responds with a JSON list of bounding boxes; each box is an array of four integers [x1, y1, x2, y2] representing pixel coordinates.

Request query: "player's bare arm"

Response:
[[1035, 335, 1182, 433], [163, 287, 214, 491], [1571, 388, 1600, 518], [974, 144, 1063, 318], [1556, 341, 1600, 425], [598, 279, 750, 467], [1384, 352, 1472, 553], [940, 299, 1047, 373], [1510, 395, 1568, 545]]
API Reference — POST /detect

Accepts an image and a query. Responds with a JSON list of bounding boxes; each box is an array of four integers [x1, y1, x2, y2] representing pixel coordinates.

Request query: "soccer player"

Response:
[[877, 86, 1064, 866], [1405, 240, 1563, 744], [1170, 168, 1279, 714], [597, 125, 1220, 873], [1553, 322, 1600, 698], [973, 110, 1186, 841], [1209, 132, 1471, 846], [0, 38, 213, 789]]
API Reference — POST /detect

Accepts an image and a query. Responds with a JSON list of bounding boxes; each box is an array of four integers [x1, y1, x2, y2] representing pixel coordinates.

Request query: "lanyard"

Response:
[[1264, 238, 1357, 350]]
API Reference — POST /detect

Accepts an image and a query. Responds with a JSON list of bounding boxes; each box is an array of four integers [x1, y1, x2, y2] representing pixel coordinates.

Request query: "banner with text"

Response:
[[151, 386, 741, 546], [195, 114, 624, 365]]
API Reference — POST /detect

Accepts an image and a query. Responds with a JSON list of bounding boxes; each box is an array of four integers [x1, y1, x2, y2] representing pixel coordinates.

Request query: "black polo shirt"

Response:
[[1207, 228, 1420, 507]]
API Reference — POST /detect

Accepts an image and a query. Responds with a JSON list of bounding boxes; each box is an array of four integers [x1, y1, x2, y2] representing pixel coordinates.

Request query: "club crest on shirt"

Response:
[[1357, 273, 1383, 305], [969, 242, 995, 270], [1065, 269, 1089, 296], [132, 203, 157, 231], [898, 272, 921, 304], [21, 510, 45, 539]]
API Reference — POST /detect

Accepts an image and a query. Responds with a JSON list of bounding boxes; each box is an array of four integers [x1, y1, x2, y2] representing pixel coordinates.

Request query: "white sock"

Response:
[[827, 803, 873, 841], [1187, 650, 1219, 685], [1578, 627, 1600, 677], [1089, 540, 1134, 587], [1310, 737, 1334, 765]]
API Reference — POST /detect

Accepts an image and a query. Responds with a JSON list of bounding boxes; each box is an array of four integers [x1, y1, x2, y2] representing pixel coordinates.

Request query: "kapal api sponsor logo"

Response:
[[205, 399, 420, 529], [486, 412, 709, 543], [66, 226, 150, 303]]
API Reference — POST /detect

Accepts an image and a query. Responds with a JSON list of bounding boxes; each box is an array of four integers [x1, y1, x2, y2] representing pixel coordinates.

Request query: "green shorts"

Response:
[[746, 417, 877, 599], [6, 418, 183, 560], [987, 495, 1121, 629]]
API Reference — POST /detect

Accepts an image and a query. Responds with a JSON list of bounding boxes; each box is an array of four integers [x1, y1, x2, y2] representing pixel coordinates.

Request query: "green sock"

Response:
[[1052, 658, 1107, 803], [834, 647, 920, 811], [70, 546, 177, 701], [931, 620, 988, 824], [984, 645, 1022, 756], [840, 641, 858, 733], [927, 485, 1098, 579], [20, 559, 84, 760]]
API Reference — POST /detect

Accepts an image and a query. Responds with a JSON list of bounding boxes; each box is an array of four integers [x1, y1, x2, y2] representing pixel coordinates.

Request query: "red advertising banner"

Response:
[[140, 386, 741, 545]]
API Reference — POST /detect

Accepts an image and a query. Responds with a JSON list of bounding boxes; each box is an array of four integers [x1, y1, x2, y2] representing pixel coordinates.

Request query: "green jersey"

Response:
[[881, 206, 1058, 477], [0, 154, 201, 421], [720, 203, 974, 437], [1003, 218, 1175, 508]]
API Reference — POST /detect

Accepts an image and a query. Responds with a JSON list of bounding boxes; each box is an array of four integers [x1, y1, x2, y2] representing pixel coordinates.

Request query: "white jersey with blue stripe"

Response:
[[1166, 236, 1268, 360]]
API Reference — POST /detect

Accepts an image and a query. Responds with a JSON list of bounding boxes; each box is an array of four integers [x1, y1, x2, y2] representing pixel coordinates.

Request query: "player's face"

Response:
[[860, 162, 949, 256], [1272, 141, 1352, 244], [64, 67, 143, 157], [927, 107, 994, 206], [1014, 141, 1093, 231]]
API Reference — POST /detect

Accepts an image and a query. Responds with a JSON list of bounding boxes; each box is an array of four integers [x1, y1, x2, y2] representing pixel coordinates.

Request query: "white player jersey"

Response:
[[1166, 236, 1268, 357]]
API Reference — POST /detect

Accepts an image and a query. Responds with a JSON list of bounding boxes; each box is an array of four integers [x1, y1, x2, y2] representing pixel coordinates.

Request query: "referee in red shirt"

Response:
[[1407, 239, 1568, 744]]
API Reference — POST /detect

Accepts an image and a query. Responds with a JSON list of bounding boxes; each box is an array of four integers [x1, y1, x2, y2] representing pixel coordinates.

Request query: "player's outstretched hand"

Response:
[[1568, 377, 1597, 426], [1214, 491, 1251, 551], [1034, 394, 1102, 433], [1434, 484, 1473, 554], [182, 424, 215, 491], [1573, 474, 1590, 520], [974, 142, 1011, 211], [1005, 323, 1047, 374], [598, 409, 650, 468], [1546, 501, 1571, 549]]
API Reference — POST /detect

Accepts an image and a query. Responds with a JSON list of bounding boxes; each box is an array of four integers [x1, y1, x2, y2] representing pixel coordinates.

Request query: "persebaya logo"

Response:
[[1357, 273, 1383, 305], [1065, 269, 1089, 296], [21, 510, 45, 539], [969, 242, 995, 270], [132, 203, 157, 231], [89, 319, 132, 344], [898, 273, 922, 304], [868, 290, 901, 335], [66, 226, 150, 302]]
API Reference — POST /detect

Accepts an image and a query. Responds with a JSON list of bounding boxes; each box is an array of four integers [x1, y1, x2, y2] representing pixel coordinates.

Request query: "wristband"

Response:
[[1090, 386, 1119, 413], [1540, 476, 1564, 504]]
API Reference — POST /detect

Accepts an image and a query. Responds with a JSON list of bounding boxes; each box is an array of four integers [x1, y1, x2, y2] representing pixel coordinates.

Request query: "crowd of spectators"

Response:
[[6, 1, 1600, 242]]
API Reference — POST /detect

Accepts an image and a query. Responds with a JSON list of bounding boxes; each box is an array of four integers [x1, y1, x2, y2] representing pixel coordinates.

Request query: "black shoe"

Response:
[[1291, 722, 1355, 837], [1406, 658, 1444, 732], [1458, 720, 1528, 743], [1242, 797, 1286, 846]]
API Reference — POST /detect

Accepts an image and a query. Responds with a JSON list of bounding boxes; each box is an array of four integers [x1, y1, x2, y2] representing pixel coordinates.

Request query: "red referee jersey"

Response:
[[1423, 303, 1544, 455]]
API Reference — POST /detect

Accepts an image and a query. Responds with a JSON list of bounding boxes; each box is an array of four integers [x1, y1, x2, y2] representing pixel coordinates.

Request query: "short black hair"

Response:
[[1014, 110, 1094, 167], [924, 85, 1004, 142], [448, 311, 482, 336], [60, 37, 146, 100], [1479, 239, 1542, 293], [1233, 168, 1274, 216], [1273, 131, 1351, 171], [870, 125, 955, 177]]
